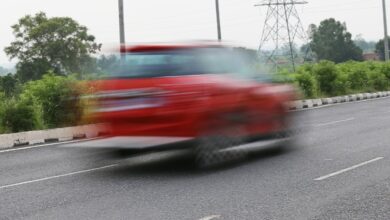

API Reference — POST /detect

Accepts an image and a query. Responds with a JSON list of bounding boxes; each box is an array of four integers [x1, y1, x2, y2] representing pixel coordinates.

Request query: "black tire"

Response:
[[194, 126, 248, 168]]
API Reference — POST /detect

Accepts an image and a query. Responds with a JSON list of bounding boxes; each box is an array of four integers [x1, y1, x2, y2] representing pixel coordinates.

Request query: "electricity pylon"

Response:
[[255, 0, 312, 72]]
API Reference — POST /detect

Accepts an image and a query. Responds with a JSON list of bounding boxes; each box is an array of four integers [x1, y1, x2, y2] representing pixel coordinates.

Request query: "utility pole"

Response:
[[215, 0, 222, 41], [118, 0, 126, 58], [382, 0, 389, 61]]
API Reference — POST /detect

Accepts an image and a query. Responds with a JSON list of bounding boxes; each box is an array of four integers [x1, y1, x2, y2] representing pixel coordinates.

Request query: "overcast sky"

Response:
[[0, 0, 385, 67]]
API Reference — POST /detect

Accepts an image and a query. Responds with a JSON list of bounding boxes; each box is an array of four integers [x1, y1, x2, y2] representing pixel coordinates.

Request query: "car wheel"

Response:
[[194, 126, 248, 168]]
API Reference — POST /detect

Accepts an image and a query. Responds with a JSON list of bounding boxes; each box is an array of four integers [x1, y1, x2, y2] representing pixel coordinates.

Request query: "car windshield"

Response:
[[107, 48, 271, 81]]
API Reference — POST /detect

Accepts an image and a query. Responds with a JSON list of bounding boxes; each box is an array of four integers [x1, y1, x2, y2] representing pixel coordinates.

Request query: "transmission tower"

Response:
[[255, 0, 312, 72]]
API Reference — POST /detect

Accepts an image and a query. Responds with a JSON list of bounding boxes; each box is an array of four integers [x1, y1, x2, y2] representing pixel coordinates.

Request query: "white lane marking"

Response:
[[199, 215, 221, 220], [0, 164, 118, 190], [0, 138, 99, 154], [315, 118, 355, 127], [314, 157, 384, 181]]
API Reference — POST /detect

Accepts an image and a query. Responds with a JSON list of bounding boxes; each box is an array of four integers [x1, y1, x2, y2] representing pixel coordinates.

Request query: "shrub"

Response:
[[368, 71, 389, 91], [0, 98, 39, 133], [333, 71, 351, 95], [295, 70, 317, 98], [346, 63, 369, 92], [20, 73, 83, 129], [379, 62, 390, 81], [0, 93, 6, 133], [274, 68, 295, 83], [290, 60, 390, 98], [312, 61, 338, 96]]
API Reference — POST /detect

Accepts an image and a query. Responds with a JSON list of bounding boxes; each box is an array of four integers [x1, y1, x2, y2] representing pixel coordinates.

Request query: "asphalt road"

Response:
[[1, 97, 390, 220]]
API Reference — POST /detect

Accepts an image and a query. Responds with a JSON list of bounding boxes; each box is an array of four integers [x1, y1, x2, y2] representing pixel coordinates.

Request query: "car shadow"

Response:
[[93, 143, 300, 179]]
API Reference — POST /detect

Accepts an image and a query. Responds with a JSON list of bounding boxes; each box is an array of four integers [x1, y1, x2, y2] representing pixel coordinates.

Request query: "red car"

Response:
[[86, 43, 298, 166]]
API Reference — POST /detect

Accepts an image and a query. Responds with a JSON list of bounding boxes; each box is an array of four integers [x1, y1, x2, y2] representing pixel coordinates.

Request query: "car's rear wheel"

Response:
[[194, 125, 248, 168]]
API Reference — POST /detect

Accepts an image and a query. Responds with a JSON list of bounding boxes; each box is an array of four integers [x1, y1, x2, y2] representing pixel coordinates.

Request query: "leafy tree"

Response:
[[309, 18, 363, 63], [0, 74, 19, 97], [96, 55, 120, 74], [0, 66, 12, 76], [375, 38, 390, 61], [4, 12, 101, 82]]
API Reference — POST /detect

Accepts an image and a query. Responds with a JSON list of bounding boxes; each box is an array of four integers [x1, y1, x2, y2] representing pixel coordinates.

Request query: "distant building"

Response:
[[363, 52, 380, 61]]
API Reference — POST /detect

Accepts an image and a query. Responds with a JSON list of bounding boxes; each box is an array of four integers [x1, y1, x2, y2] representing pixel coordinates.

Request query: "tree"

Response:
[[0, 74, 19, 97], [354, 35, 376, 53], [96, 55, 120, 74], [309, 18, 363, 63], [0, 66, 10, 76], [375, 38, 390, 61], [4, 12, 101, 82]]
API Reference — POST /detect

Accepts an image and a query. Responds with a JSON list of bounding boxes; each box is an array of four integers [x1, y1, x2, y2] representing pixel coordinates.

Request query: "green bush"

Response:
[[287, 60, 390, 98], [312, 61, 338, 96], [295, 70, 317, 98], [333, 71, 351, 95], [20, 73, 83, 129], [0, 93, 6, 133], [274, 68, 295, 83], [379, 62, 390, 81], [0, 98, 39, 133], [368, 71, 388, 91]]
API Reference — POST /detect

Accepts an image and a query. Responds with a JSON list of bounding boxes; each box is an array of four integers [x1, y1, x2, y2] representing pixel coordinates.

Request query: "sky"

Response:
[[0, 0, 385, 67]]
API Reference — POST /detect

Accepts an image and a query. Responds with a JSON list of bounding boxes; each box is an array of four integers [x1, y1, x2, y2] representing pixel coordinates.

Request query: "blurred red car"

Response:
[[86, 43, 297, 166]]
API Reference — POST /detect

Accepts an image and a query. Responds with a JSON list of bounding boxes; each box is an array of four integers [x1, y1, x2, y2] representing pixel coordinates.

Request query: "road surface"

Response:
[[1, 97, 390, 220]]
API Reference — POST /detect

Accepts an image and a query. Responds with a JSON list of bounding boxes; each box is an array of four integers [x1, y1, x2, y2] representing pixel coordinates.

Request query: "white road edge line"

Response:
[[0, 164, 118, 190], [314, 157, 384, 181], [315, 117, 355, 127], [0, 138, 99, 154], [199, 215, 221, 220]]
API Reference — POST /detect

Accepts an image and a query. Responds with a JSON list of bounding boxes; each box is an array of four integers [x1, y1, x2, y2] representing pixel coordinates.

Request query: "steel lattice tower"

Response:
[[255, 0, 311, 72]]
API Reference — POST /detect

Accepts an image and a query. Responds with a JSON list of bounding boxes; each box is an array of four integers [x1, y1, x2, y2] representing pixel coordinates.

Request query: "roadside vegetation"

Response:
[[0, 12, 105, 134], [276, 61, 390, 98]]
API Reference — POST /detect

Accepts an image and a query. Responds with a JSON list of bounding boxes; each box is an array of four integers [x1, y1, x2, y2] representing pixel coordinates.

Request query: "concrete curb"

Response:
[[321, 98, 333, 105], [302, 100, 314, 108], [0, 124, 108, 150], [349, 94, 357, 101], [312, 99, 323, 107], [291, 90, 390, 111]]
